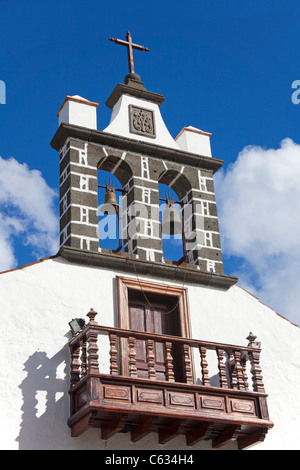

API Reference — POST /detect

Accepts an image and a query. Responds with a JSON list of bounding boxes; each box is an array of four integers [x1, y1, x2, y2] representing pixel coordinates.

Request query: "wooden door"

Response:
[[128, 292, 184, 382]]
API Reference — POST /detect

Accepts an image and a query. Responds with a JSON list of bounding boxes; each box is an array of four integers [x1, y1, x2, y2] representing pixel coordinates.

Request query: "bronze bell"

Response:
[[100, 187, 119, 214], [161, 201, 182, 235]]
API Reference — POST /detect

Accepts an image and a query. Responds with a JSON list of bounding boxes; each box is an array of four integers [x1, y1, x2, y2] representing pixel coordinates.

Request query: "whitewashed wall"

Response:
[[0, 257, 299, 450], [103, 94, 180, 149]]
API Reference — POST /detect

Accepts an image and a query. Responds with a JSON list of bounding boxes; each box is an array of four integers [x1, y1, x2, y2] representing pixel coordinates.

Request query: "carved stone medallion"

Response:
[[129, 105, 156, 138]]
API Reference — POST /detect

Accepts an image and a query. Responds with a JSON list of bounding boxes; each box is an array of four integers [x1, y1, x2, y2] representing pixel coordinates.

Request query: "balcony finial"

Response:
[[247, 332, 261, 349], [87, 308, 98, 325]]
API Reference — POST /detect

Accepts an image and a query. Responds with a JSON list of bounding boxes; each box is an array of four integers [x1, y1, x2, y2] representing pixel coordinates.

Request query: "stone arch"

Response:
[[97, 154, 133, 188], [97, 153, 141, 255], [158, 170, 192, 263], [159, 168, 206, 264], [158, 169, 192, 201]]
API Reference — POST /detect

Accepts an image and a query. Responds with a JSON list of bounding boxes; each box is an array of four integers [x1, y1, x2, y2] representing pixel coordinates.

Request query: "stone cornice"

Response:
[[50, 123, 224, 173], [59, 246, 238, 290], [105, 83, 165, 109]]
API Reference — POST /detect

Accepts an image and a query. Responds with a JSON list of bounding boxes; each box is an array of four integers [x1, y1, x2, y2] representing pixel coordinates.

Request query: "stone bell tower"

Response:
[[51, 31, 236, 289]]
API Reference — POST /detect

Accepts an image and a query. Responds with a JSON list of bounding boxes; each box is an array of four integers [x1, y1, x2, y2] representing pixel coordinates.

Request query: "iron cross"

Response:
[[108, 31, 149, 74]]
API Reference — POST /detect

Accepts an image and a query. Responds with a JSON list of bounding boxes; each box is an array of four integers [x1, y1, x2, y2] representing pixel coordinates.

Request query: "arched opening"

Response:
[[97, 156, 132, 253], [159, 170, 192, 263], [159, 183, 184, 262], [98, 170, 124, 252]]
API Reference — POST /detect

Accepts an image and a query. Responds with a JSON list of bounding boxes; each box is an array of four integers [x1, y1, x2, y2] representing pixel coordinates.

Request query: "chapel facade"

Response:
[[1, 33, 299, 451]]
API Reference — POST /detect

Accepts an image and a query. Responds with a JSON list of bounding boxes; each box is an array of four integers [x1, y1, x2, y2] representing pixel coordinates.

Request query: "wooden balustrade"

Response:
[[69, 311, 265, 393], [68, 313, 273, 447]]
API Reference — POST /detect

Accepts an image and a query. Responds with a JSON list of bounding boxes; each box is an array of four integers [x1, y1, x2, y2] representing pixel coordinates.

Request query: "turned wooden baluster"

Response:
[[109, 333, 118, 375], [80, 338, 87, 377], [199, 346, 210, 386], [241, 354, 249, 390], [183, 344, 193, 384], [165, 341, 175, 382], [247, 332, 265, 393], [216, 348, 228, 388], [128, 336, 138, 378], [146, 339, 156, 380], [86, 308, 99, 374], [70, 343, 81, 388], [228, 351, 238, 389], [233, 349, 246, 390]]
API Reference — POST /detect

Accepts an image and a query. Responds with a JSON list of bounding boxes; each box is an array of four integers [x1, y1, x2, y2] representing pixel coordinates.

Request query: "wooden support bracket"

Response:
[[212, 425, 241, 449], [131, 417, 153, 443], [185, 422, 213, 446], [101, 415, 127, 440], [70, 411, 92, 438], [238, 428, 268, 450], [158, 420, 182, 444]]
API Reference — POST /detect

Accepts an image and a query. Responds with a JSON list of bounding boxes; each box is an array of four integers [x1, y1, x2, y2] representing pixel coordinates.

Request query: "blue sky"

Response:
[[0, 0, 300, 324]]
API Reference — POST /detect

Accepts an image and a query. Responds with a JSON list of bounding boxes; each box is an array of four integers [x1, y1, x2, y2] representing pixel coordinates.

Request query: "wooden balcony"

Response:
[[68, 309, 273, 449]]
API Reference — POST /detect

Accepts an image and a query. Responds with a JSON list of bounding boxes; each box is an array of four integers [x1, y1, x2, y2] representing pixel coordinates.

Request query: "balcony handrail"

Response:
[[69, 309, 265, 394], [69, 323, 260, 354]]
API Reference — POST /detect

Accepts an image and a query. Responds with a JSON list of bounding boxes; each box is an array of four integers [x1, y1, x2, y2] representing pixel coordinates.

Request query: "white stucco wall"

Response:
[[58, 96, 98, 130], [103, 94, 180, 149], [0, 257, 299, 450], [175, 127, 212, 157]]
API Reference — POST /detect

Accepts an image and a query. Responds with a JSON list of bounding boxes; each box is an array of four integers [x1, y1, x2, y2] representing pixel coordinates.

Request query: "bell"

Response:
[[161, 203, 182, 235], [99, 188, 119, 214]]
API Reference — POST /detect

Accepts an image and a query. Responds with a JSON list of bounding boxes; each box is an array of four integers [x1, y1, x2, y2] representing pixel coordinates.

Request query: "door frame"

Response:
[[116, 275, 193, 379]]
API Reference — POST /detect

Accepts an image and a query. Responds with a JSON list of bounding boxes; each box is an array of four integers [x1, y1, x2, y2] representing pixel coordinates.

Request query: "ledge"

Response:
[[59, 246, 238, 290], [50, 123, 224, 174], [105, 82, 166, 109]]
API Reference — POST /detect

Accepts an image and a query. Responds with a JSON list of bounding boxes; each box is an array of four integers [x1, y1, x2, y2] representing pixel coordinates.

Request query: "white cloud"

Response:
[[215, 138, 300, 326], [0, 156, 59, 271], [0, 214, 19, 270]]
